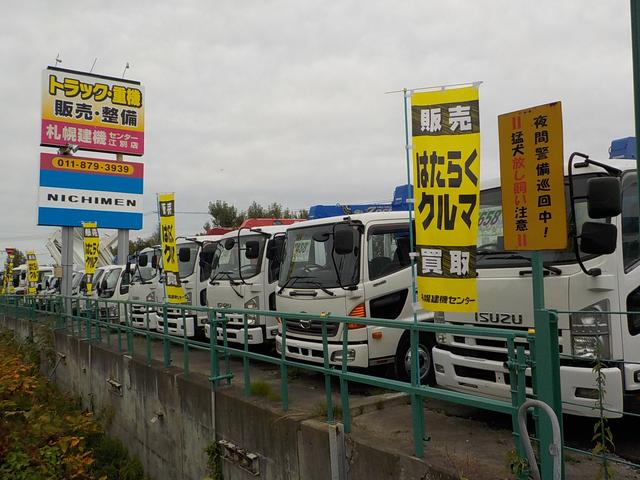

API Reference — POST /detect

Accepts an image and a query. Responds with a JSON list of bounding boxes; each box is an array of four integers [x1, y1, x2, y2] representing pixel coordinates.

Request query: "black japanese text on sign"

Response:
[[82, 222, 100, 295], [498, 102, 567, 251], [411, 86, 481, 313], [158, 193, 186, 304]]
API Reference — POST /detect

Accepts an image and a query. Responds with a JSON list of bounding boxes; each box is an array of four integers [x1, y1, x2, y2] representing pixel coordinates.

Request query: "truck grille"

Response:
[[285, 318, 339, 337]]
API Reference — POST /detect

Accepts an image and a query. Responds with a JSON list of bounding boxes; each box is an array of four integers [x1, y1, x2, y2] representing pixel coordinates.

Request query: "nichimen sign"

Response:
[[37, 153, 144, 229], [411, 86, 481, 313], [41, 67, 145, 156], [27, 252, 39, 295], [82, 222, 100, 295], [158, 193, 186, 304], [498, 102, 567, 250]]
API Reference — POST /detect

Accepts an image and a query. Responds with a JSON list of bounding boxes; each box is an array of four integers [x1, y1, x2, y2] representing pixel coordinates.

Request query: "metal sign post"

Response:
[[60, 226, 74, 315], [531, 253, 563, 480]]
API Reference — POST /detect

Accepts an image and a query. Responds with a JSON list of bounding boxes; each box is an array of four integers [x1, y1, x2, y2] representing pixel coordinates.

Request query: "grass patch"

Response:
[[311, 400, 343, 420], [250, 380, 281, 402]]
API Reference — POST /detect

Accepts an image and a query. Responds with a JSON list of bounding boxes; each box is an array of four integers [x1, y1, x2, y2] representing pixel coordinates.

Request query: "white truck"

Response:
[[97, 264, 132, 323], [128, 247, 163, 330], [432, 155, 639, 417], [156, 236, 222, 338], [275, 211, 433, 382], [205, 225, 289, 346]]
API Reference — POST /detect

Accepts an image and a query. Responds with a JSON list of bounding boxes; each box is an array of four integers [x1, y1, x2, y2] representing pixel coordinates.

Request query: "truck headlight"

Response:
[[571, 299, 610, 359], [244, 296, 259, 326]]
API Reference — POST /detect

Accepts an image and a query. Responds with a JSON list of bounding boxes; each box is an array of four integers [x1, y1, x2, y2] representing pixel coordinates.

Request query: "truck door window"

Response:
[[622, 174, 640, 272], [367, 224, 411, 280]]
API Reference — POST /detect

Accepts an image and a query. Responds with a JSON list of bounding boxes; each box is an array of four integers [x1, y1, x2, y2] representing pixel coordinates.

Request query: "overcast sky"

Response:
[[0, 0, 636, 264]]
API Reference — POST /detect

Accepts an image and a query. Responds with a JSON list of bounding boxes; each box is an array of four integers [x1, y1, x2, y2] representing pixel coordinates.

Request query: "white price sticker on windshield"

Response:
[[292, 239, 311, 262]]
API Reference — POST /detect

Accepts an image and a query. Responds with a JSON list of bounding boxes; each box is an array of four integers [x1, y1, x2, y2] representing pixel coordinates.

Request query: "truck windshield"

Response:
[[210, 235, 265, 281], [178, 242, 199, 279], [477, 173, 606, 268], [279, 224, 360, 289], [100, 268, 122, 298], [133, 250, 158, 283]]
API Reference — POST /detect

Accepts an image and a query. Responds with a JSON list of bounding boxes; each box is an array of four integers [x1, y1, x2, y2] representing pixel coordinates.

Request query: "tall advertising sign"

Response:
[[158, 193, 186, 304], [41, 67, 145, 156], [82, 222, 100, 295], [27, 252, 39, 295], [411, 86, 481, 313], [498, 102, 567, 250]]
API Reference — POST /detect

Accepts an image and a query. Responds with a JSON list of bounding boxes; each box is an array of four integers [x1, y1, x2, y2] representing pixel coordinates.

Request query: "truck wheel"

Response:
[[394, 332, 435, 385]]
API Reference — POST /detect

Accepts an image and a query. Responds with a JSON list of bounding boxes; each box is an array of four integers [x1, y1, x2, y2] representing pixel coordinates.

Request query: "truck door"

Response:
[[618, 172, 640, 389]]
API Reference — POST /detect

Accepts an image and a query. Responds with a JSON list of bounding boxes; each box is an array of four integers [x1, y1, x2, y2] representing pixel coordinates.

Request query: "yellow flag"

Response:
[[82, 222, 100, 295], [27, 251, 39, 295], [411, 86, 481, 313], [158, 193, 186, 304]]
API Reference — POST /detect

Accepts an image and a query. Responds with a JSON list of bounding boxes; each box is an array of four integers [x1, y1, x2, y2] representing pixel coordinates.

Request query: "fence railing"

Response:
[[6, 293, 637, 478]]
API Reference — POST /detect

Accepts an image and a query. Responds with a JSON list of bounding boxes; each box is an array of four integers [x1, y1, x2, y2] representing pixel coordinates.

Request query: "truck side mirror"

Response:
[[245, 240, 260, 260], [138, 255, 148, 267], [178, 247, 191, 262], [580, 221, 617, 255], [151, 255, 158, 269], [334, 227, 354, 255], [99, 279, 108, 292], [587, 177, 621, 219], [224, 238, 235, 250]]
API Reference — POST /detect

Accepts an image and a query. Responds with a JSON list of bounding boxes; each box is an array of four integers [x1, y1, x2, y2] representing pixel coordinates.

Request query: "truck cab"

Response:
[[432, 156, 639, 417], [12, 265, 28, 295], [205, 225, 289, 346], [128, 247, 162, 330], [156, 236, 221, 338], [275, 211, 433, 381], [97, 264, 132, 323]]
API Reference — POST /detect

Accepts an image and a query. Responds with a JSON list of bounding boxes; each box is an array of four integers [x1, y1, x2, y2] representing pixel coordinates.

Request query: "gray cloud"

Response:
[[0, 0, 635, 263]]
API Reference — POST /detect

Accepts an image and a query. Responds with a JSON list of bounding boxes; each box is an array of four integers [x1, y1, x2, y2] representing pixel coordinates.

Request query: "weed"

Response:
[[311, 400, 343, 420], [592, 347, 615, 480], [506, 448, 529, 477], [205, 441, 224, 480], [250, 380, 281, 402]]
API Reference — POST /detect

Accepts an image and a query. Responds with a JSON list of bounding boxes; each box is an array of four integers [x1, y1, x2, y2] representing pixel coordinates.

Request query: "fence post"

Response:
[[531, 252, 564, 479]]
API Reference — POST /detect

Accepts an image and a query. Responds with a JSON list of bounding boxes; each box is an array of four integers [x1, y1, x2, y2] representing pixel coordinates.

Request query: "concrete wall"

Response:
[[1, 313, 441, 480]]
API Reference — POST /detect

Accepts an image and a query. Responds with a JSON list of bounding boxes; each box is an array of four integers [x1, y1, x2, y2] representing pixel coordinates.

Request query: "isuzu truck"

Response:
[[432, 154, 639, 417], [205, 225, 289, 346]]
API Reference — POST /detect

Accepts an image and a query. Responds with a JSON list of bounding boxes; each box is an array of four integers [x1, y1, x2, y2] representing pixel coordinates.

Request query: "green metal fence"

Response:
[[5, 293, 639, 478]]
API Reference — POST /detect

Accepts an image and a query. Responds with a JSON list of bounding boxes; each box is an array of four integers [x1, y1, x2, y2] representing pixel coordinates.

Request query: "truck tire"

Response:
[[394, 332, 435, 385]]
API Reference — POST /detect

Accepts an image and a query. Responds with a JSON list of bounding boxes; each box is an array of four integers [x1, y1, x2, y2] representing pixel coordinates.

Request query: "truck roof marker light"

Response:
[[348, 303, 366, 329]]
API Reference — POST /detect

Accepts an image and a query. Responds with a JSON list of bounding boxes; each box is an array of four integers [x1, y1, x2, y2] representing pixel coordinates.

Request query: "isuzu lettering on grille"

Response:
[[474, 312, 523, 325]]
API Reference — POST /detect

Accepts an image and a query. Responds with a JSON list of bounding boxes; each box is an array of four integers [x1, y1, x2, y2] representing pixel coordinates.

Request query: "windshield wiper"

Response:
[[210, 270, 243, 298], [277, 275, 306, 294], [277, 275, 335, 296], [478, 251, 562, 275]]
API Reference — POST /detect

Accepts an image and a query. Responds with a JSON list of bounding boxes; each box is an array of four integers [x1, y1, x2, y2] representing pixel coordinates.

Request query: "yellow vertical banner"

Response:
[[82, 222, 100, 295], [158, 193, 186, 304], [5, 249, 15, 294], [411, 86, 481, 313], [498, 102, 567, 250], [27, 251, 39, 295]]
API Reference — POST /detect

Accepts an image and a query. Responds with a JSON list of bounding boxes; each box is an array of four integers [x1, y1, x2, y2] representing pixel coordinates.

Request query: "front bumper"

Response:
[[275, 334, 369, 368], [433, 346, 624, 418]]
